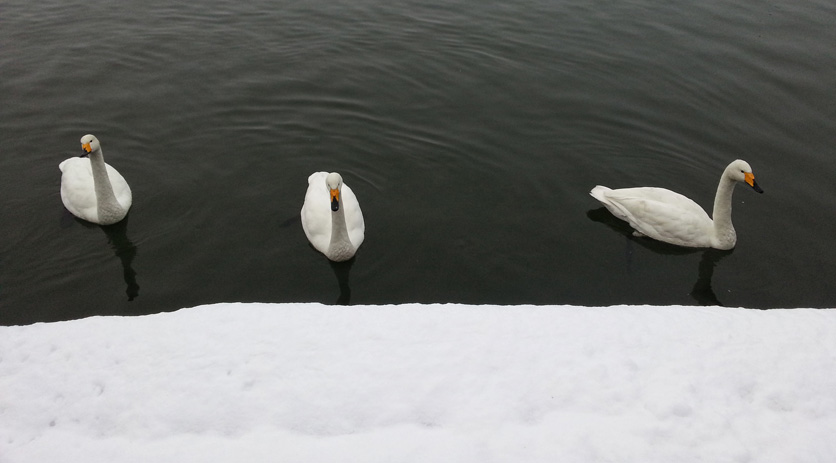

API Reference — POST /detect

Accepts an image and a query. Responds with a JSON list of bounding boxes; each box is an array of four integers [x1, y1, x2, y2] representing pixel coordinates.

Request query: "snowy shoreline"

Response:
[[3, 303, 836, 462]]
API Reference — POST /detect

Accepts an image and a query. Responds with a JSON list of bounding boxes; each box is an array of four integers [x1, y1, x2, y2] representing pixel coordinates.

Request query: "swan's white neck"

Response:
[[88, 149, 125, 225], [710, 174, 737, 250], [327, 196, 355, 262]]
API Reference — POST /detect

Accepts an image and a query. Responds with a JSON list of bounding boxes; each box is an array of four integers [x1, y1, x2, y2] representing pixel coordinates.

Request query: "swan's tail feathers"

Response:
[[589, 185, 611, 202]]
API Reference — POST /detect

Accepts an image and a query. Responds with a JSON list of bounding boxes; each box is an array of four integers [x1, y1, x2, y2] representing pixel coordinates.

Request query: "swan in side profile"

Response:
[[301, 172, 365, 261], [590, 159, 763, 250], [59, 134, 132, 225]]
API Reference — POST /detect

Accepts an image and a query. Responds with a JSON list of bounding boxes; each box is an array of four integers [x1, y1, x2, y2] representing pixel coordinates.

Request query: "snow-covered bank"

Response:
[[2, 303, 836, 462]]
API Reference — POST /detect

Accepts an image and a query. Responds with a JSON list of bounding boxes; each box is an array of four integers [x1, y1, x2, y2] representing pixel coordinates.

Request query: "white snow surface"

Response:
[[2, 303, 836, 463]]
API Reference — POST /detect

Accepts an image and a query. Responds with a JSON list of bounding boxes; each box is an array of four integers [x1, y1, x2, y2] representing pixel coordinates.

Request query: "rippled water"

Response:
[[2, 0, 836, 324]]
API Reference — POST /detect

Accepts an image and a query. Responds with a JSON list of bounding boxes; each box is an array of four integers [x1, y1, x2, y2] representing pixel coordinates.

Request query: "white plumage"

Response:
[[590, 159, 763, 250], [301, 172, 365, 261], [59, 134, 132, 225]]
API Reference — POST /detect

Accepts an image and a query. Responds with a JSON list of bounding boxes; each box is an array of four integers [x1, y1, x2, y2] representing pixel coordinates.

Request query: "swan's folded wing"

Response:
[[340, 184, 365, 248], [59, 158, 98, 220], [301, 182, 332, 254], [604, 189, 712, 247]]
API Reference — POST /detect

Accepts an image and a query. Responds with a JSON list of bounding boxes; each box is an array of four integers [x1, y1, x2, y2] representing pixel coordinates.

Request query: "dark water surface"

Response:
[[2, 0, 836, 324]]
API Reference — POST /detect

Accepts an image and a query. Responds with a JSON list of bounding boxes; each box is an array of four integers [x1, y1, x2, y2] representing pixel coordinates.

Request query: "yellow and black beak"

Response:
[[330, 188, 340, 211], [80, 142, 92, 158], [744, 172, 764, 194]]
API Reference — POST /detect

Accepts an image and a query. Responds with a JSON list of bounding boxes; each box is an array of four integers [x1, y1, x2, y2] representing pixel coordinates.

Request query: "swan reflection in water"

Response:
[[101, 217, 140, 301], [62, 211, 139, 301], [587, 207, 731, 306], [689, 248, 732, 306], [329, 258, 355, 305]]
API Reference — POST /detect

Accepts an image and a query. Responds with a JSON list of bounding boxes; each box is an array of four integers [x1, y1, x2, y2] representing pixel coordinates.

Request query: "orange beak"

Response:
[[330, 188, 340, 211], [82, 142, 92, 153], [744, 172, 764, 193]]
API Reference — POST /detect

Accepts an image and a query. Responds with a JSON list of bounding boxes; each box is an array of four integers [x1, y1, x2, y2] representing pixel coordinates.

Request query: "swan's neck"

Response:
[[88, 149, 125, 224], [328, 199, 355, 262], [711, 175, 737, 249]]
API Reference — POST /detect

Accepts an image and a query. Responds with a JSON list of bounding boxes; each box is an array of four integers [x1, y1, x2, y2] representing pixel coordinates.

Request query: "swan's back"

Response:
[[591, 185, 713, 247]]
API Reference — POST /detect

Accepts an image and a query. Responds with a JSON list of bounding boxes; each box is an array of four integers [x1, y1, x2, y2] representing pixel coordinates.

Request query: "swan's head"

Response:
[[326, 172, 344, 212], [726, 159, 763, 194], [80, 134, 101, 157]]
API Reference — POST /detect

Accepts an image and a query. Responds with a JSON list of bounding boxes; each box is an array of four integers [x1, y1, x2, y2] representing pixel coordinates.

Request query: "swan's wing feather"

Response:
[[601, 188, 713, 247], [59, 157, 98, 222], [340, 183, 365, 248], [300, 172, 331, 253], [623, 187, 707, 213], [307, 171, 325, 185]]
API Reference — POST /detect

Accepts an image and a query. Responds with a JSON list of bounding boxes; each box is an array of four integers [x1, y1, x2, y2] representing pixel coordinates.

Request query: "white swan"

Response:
[[301, 172, 365, 261], [59, 134, 132, 225], [590, 159, 763, 250]]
